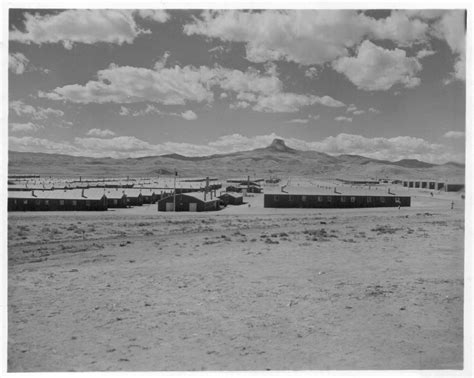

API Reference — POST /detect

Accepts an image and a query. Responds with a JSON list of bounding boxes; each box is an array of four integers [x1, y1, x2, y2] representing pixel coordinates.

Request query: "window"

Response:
[[327, 196, 332, 202], [302, 195, 307, 202], [340, 196, 345, 202], [380, 197, 385, 203], [274, 195, 279, 202], [367, 196, 372, 202], [289, 195, 293, 201], [23, 199, 28, 205], [60, 200, 65, 205], [318, 196, 323, 202], [14, 200, 17, 205], [86, 200, 91, 206], [72, 200, 77, 206], [351, 197, 356, 203], [35, 199, 40, 205], [114, 199, 118, 205], [45, 200, 49, 205]]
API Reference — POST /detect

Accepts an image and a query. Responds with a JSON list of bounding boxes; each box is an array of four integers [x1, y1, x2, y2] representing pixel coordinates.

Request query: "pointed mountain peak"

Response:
[[267, 138, 294, 153]]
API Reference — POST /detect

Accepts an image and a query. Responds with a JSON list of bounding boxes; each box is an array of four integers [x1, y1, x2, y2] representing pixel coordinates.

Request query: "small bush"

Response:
[[371, 225, 401, 235]]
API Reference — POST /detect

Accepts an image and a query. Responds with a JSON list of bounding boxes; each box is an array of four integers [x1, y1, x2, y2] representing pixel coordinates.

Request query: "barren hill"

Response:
[[8, 139, 465, 181]]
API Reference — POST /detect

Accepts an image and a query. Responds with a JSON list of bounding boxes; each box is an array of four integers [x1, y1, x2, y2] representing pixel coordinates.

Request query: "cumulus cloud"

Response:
[[206, 133, 292, 153], [208, 45, 229, 54], [335, 116, 352, 122], [42, 62, 344, 114], [183, 10, 431, 66], [9, 53, 29, 74], [135, 10, 170, 23], [9, 122, 44, 133], [367, 10, 429, 46], [332, 40, 422, 91], [9, 52, 50, 74], [74, 136, 155, 153], [8, 132, 463, 163], [403, 10, 446, 20], [119, 106, 130, 116], [416, 49, 436, 59], [236, 92, 257, 102], [132, 104, 164, 116], [432, 10, 466, 81], [181, 110, 197, 120], [229, 101, 251, 109], [347, 104, 357, 113], [10, 10, 148, 49], [305, 67, 318, 79], [286, 119, 309, 124], [86, 128, 116, 137], [9, 101, 35, 116], [184, 10, 367, 65], [369, 107, 380, 114], [9, 136, 80, 155], [302, 133, 460, 163], [220, 92, 228, 99], [9, 100, 64, 120], [352, 110, 365, 115], [253, 93, 345, 113], [41, 64, 216, 105], [216, 67, 282, 96], [120, 104, 197, 120], [443, 131, 465, 139]]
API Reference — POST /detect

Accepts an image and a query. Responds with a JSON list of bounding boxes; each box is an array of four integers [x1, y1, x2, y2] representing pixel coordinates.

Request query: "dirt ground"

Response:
[[7, 191, 465, 371]]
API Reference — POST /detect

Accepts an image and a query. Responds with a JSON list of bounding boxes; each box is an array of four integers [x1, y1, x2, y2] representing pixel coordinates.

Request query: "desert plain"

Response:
[[7, 187, 464, 371]]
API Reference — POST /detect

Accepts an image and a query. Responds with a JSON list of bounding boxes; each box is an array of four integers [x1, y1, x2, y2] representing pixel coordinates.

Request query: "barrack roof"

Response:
[[8, 189, 107, 200], [264, 185, 410, 197]]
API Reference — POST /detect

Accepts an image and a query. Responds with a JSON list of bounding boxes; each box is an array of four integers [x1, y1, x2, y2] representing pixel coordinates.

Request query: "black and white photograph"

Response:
[[3, 2, 470, 374]]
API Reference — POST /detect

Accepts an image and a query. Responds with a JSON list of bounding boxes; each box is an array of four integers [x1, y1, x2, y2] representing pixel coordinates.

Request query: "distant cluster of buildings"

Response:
[[402, 180, 464, 192], [7, 175, 251, 212], [8, 188, 159, 212], [7, 173, 464, 212]]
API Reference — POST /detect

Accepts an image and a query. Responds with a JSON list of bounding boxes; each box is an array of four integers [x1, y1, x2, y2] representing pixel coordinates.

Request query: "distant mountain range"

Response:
[[8, 138, 465, 181]]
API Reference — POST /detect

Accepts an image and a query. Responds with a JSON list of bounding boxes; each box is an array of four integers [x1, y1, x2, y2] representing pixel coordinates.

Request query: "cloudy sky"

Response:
[[8, 8, 466, 163]]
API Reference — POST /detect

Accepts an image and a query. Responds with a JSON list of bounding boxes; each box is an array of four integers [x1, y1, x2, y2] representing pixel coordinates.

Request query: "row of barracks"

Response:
[[264, 187, 411, 208], [7, 188, 161, 212], [402, 180, 464, 192]]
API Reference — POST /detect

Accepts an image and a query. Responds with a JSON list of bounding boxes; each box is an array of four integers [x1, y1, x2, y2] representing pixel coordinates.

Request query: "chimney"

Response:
[[82, 189, 85, 198]]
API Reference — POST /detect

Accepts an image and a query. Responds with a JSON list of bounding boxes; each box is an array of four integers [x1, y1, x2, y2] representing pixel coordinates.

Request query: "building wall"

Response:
[[158, 194, 219, 211], [106, 197, 127, 208], [264, 194, 410, 208], [126, 194, 143, 206], [141, 194, 157, 204], [8, 197, 108, 211], [219, 194, 243, 205], [446, 184, 465, 192]]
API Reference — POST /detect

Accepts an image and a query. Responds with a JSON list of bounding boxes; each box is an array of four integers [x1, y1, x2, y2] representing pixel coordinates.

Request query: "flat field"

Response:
[[7, 191, 464, 371]]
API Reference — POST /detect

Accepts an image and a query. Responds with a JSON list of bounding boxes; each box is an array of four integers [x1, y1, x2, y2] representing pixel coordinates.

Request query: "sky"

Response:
[[7, 8, 467, 163]]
